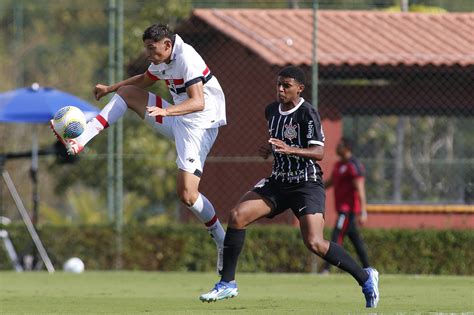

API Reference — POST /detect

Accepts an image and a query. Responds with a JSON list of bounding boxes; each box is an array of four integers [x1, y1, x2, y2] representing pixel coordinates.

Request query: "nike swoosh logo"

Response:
[[298, 206, 307, 212]]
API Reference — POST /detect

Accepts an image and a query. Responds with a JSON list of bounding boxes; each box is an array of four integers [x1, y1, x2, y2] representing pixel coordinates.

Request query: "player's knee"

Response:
[[116, 85, 132, 99], [304, 236, 327, 256], [227, 208, 246, 229], [116, 86, 139, 108], [177, 188, 199, 207]]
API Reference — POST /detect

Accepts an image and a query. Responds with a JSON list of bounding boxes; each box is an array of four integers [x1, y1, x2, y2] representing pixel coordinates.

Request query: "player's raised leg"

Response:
[[51, 85, 153, 155], [143, 92, 174, 139]]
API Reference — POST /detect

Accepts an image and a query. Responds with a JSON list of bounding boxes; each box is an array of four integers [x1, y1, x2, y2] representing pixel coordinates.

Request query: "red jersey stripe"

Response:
[[146, 70, 160, 81], [203, 66, 210, 76]]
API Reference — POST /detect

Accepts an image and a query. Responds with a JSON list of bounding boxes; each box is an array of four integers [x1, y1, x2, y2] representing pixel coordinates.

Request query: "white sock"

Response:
[[76, 94, 127, 146], [188, 194, 225, 247]]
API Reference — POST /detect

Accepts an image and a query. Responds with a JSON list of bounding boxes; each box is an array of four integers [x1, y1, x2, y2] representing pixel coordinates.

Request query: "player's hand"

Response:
[[146, 106, 168, 117], [94, 84, 110, 101], [258, 143, 272, 159], [358, 211, 368, 226], [269, 138, 293, 155]]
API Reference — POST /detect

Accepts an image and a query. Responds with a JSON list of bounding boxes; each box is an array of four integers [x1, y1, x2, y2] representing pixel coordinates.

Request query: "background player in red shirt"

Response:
[[321, 137, 370, 274]]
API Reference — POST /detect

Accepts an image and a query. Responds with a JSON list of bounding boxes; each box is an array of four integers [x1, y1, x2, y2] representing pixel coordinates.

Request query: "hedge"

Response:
[[0, 223, 472, 275]]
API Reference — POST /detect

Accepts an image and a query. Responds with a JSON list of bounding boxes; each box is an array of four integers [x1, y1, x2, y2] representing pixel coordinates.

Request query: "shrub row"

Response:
[[1, 224, 472, 275]]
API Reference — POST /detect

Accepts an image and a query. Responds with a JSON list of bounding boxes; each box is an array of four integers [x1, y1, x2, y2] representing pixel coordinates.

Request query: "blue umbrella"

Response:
[[0, 84, 100, 251], [0, 83, 99, 123]]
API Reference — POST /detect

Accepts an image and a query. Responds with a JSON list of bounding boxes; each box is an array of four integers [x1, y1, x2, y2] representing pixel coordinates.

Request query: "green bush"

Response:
[[0, 224, 472, 275]]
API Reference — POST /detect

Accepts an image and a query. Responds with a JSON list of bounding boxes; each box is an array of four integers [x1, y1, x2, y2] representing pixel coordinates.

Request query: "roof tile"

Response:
[[192, 9, 474, 67]]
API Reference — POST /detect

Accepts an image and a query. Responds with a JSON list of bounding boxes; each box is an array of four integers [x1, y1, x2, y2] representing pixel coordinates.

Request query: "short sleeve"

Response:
[[179, 47, 208, 88], [146, 62, 163, 80], [305, 107, 325, 146], [348, 160, 365, 178], [146, 67, 160, 81]]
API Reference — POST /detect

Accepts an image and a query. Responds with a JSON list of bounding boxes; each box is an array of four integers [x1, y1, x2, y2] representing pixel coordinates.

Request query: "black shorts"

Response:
[[251, 177, 325, 219]]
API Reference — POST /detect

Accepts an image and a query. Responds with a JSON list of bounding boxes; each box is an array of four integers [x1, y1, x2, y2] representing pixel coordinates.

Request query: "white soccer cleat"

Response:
[[199, 281, 238, 303], [217, 246, 223, 275], [50, 120, 84, 155]]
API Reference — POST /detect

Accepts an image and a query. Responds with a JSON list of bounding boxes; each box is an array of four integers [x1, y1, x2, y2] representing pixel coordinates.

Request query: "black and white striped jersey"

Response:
[[265, 98, 325, 183]]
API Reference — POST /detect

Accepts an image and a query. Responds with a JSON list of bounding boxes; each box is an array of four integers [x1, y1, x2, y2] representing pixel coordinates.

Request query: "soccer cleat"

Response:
[[217, 246, 223, 275], [199, 281, 238, 303], [50, 120, 84, 155], [362, 267, 380, 308]]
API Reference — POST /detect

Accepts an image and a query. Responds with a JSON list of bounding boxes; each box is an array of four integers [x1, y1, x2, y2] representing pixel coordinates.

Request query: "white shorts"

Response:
[[144, 93, 218, 176]]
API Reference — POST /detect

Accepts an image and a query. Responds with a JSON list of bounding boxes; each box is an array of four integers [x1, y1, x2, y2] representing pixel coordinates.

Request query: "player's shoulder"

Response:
[[299, 100, 318, 114], [297, 100, 320, 121], [348, 157, 365, 175], [265, 101, 280, 115], [176, 35, 201, 59]]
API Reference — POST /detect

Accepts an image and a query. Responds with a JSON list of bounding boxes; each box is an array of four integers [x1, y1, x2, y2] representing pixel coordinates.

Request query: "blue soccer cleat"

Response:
[[199, 280, 238, 303], [362, 267, 379, 308]]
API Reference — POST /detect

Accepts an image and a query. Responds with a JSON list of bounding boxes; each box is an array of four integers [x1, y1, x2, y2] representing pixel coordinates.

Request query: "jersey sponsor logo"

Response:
[[283, 122, 298, 141], [307, 120, 314, 139], [186, 157, 195, 163]]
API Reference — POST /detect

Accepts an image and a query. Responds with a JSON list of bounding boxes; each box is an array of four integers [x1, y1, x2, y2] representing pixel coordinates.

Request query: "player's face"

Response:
[[276, 76, 304, 105], [336, 142, 349, 158], [144, 38, 172, 64]]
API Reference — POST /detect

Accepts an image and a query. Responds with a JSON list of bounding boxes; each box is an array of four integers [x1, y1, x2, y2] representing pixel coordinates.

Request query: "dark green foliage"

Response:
[[1, 223, 472, 275]]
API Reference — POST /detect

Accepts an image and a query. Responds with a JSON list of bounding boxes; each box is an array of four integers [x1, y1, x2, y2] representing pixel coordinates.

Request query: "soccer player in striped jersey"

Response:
[[50, 23, 226, 275], [321, 137, 371, 274], [200, 66, 379, 308]]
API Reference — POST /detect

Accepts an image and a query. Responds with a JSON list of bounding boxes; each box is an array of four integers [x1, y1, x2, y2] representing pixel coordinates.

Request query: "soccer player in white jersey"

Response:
[[50, 23, 226, 274]]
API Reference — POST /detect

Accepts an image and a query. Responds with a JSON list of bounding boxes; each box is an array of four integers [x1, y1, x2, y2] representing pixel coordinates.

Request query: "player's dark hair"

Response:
[[278, 66, 306, 85], [340, 137, 354, 151], [142, 23, 174, 42]]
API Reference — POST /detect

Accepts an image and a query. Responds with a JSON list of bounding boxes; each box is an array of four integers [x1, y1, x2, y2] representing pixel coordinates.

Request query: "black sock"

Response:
[[324, 241, 369, 286], [221, 227, 246, 283]]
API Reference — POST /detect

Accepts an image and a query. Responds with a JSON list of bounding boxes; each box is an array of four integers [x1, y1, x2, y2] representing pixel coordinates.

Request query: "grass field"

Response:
[[0, 271, 472, 314]]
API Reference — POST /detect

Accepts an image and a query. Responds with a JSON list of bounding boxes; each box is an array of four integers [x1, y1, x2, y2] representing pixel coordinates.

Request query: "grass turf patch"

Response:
[[0, 271, 472, 314]]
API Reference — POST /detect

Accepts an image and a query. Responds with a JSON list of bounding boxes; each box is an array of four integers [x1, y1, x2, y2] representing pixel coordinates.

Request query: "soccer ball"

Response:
[[63, 257, 85, 273], [52, 106, 86, 139]]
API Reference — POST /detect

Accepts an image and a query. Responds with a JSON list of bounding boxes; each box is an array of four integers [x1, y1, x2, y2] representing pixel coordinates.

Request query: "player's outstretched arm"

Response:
[[147, 81, 205, 117], [94, 72, 155, 101], [354, 177, 368, 225]]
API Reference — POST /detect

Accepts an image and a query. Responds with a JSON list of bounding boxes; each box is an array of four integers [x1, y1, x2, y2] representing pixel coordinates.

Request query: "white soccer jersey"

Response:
[[146, 34, 226, 129]]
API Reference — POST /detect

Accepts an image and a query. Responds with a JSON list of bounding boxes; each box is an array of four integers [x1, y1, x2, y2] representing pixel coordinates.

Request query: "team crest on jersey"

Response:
[[283, 123, 298, 141]]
